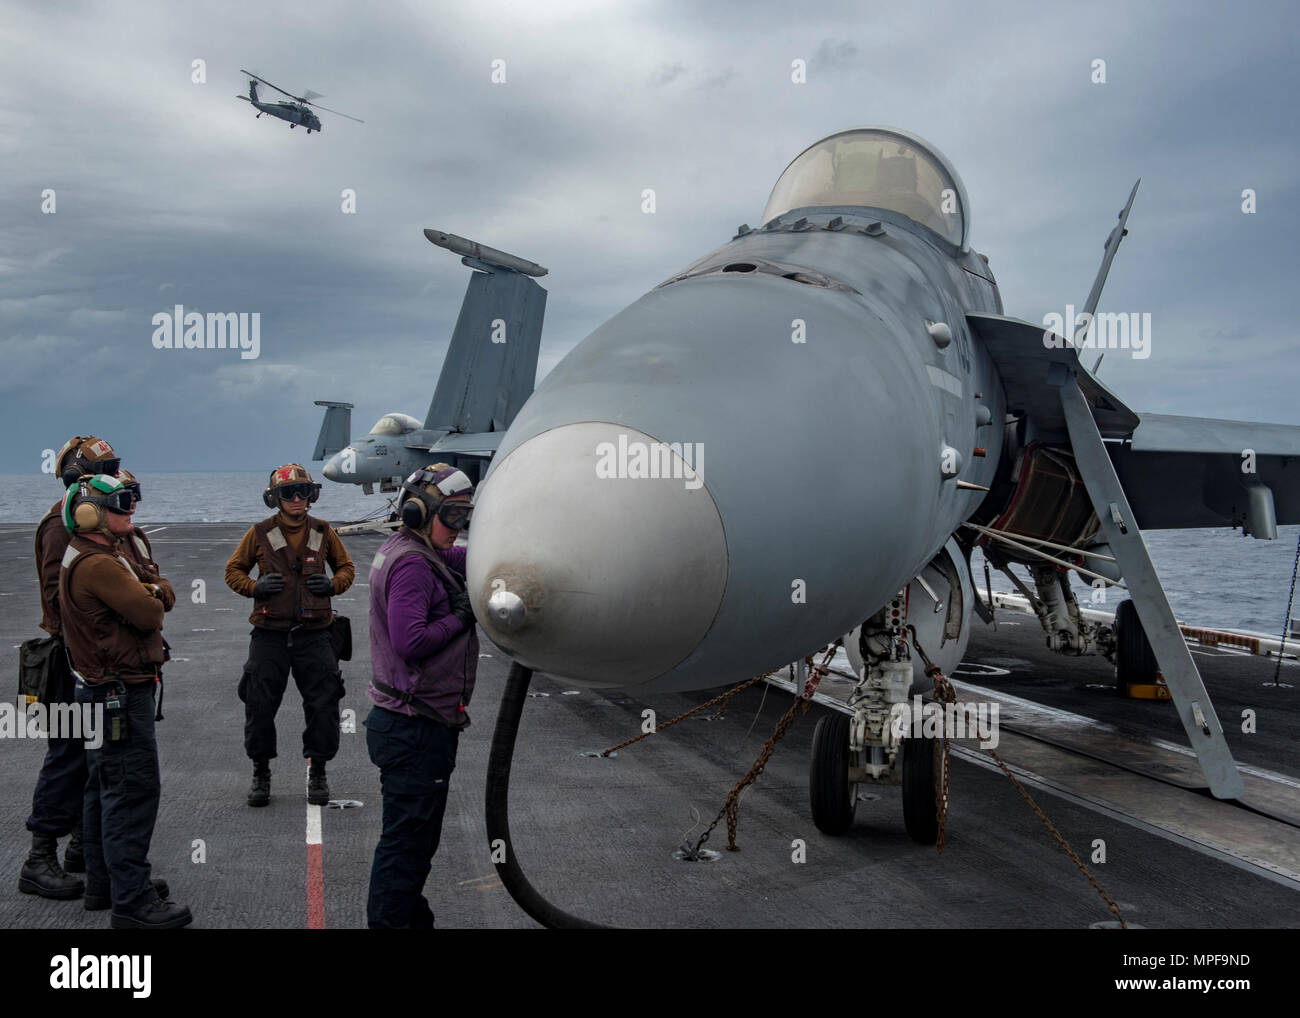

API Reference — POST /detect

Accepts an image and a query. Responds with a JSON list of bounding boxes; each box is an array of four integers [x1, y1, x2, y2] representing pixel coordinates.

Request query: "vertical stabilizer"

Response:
[[312, 400, 353, 460], [422, 234, 547, 434]]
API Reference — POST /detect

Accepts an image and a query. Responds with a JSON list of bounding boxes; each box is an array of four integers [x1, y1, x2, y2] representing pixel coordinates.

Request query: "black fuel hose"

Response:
[[485, 661, 612, 929]]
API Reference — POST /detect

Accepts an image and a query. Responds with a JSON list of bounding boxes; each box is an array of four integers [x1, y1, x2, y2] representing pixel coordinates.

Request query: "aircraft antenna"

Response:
[[1073, 180, 1140, 350]]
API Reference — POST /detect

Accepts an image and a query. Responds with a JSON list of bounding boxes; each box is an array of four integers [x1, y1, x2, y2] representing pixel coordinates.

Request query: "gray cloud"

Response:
[[1, 0, 1297, 474], [813, 39, 858, 72], [653, 61, 687, 86]]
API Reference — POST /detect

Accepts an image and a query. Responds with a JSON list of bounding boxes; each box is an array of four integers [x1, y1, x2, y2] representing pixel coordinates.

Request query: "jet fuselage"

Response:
[[468, 149, 1010, 695]]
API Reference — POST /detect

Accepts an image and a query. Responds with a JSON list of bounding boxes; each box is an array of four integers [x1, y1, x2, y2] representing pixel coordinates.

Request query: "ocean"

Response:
[[3, 472, 1296, 638]]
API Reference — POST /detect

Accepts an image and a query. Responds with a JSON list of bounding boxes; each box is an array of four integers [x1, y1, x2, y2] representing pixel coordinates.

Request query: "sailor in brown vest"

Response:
[[225, 464, 355, 806], [61, 474, 191, 929], [115, 469, 176, 612], [20, 435, 119, 901]]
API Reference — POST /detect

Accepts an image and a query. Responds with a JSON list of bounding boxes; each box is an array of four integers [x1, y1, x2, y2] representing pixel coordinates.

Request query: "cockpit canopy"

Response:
[[369, 412, 421, 436], [760, 128, 969, 250]]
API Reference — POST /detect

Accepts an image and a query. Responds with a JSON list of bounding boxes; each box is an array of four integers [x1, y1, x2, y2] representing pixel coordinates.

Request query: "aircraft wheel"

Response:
[[1114, 598, 1158, 693], [809, 713, 856, 835], [901, 735, 939, 845]]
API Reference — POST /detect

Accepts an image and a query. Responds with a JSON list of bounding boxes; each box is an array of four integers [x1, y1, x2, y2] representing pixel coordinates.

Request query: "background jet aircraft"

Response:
[[313, 230, 547, 493], [468, 127, 1300, 849]]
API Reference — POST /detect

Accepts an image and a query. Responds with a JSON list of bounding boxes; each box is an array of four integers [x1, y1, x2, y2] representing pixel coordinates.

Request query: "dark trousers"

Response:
[[75, 680, 160, 912], [238, 627, 343, 762], [365, 706, 459, 929], [27, 648, 88, 837]]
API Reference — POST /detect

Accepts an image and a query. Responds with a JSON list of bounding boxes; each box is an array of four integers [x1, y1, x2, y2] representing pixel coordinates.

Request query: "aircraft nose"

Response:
[[466, 422, 728, 687], [321, 451, 348, 482]]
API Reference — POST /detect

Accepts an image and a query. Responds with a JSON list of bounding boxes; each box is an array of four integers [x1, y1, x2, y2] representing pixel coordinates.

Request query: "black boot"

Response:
[[307, 759, 330, 805], [18, 833, 84, 899], [84, 877, 170, 912], [110, 895, 192, 930], [248, 760, 271, 807], [64, 824, 85, 873]]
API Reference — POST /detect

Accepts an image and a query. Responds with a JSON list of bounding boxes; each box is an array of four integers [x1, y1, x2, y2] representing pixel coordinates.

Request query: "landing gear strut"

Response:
[[809, 592, 941, 841]]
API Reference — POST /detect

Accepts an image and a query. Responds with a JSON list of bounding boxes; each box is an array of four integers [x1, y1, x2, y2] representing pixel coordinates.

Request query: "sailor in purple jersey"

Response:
[[363, 463, 477, 929]]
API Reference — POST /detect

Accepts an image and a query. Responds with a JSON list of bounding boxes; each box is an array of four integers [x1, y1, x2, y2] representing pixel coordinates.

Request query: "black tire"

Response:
[[809, 713, 856, 835], [1114, 598, 1158, 693], [901, 735, 939, 845]]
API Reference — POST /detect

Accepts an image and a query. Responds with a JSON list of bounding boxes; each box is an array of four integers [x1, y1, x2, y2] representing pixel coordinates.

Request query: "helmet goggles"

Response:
[[435, 501, 473, 531], [275, 482, 319, 503]]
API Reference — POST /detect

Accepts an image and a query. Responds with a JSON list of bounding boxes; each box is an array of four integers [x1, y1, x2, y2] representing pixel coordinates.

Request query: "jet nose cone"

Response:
[[322, 452, 347, 482], [467, 423, 727, 687]]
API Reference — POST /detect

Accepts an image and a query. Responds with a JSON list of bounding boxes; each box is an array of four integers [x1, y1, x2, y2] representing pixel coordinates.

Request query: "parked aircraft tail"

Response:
[[421, 230, 547, 439], [312, 400, 353, 460]]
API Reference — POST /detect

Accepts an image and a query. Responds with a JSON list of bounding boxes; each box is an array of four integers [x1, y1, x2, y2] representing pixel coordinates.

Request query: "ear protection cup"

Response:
[[72, 499, 104, 533], [61, 465, 85, 488], [55, 436, 90, 480], [399, 495, 429, 531], [263, 487, 277, 509]]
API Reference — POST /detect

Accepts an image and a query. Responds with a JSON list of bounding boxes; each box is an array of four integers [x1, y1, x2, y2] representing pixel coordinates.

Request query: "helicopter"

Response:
[[236, 69, 363, 133]]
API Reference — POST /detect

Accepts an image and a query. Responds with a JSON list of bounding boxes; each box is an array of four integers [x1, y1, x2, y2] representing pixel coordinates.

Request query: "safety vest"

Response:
[[248, 514, 334, 631], [367, 529, 477, 728], [59, 535, 165, 684]]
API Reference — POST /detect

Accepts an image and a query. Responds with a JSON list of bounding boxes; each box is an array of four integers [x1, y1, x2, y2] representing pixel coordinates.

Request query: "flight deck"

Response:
[[1, 522, 1297, 929]]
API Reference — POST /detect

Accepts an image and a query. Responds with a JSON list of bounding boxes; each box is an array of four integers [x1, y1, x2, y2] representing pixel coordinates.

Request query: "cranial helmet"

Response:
[[63, 474, 133, 535], [262, 463, 322, 509], [398, 463, 474, 532], [56, 436, 120, 489], [117, 468, 142, 504]]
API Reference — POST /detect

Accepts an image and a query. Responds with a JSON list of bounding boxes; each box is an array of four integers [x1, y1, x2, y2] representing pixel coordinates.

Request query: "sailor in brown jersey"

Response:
[[225, 464, 354, 806], [19, 435, 119, 901], [114, 470, 176, 611], [61, 473, 191, 929]]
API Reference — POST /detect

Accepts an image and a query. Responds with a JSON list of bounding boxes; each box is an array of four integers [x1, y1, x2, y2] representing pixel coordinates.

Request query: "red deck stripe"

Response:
[[307, 843, 325, 929]]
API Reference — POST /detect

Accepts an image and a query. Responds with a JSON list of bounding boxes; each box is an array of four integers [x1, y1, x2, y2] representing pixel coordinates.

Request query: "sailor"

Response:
[[364, 463, 477, 929], [114, 469, 176, 612], [225, 464, 354, 806], [61, 474, 191, 929], [19, 435, 119, 901]]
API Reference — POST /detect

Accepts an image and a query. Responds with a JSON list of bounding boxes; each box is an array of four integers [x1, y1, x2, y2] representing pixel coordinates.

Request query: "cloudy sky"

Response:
[[2, 0, 1296, 474]]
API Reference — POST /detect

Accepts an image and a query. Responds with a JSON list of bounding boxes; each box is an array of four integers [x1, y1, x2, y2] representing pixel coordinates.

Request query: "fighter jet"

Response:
[[468, 126, 1300, 847], [313, 231, 547, 493]]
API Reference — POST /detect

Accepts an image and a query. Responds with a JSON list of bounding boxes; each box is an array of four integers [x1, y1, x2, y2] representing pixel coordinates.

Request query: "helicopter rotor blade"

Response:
[[239, 69, 302, 102], [302, 100, 365, 123]]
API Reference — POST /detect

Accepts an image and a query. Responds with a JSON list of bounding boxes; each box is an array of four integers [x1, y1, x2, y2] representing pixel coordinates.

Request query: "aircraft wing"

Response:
[[966, 313, 1140, 439], [425, 431, 503, 458], [1109, 413, 1300, 532], [966, 314, 1297, 535]]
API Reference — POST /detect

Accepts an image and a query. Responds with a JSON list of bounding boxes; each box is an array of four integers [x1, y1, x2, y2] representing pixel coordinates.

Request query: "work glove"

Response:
[[253, 573, 285, 598], [306, 573, 333, 595], [447, 589, 476, 626]]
